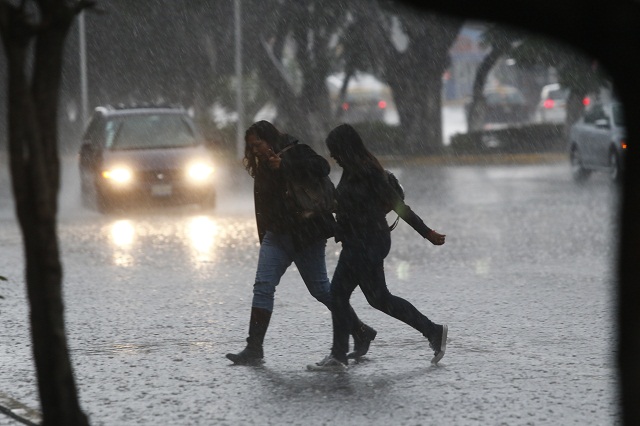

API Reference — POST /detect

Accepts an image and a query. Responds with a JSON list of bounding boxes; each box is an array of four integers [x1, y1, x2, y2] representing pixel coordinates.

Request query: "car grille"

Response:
[[138, 169, 183, 184]]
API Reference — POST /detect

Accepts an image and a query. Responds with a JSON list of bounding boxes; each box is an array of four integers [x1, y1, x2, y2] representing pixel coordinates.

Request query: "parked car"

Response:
[[467, 85, 531, 130], [326, 72, 393, 123], [568, 100, 626, 182], [79, 105, 217, 212], [533, 83, 592, 124], [533, 83, 569, 124]]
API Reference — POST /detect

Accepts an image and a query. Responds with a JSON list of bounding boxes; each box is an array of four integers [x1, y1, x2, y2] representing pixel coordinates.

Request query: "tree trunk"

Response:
[[467, 47, 507, 131], [383, 15, 462, 154], [0, 3, 89, 425]]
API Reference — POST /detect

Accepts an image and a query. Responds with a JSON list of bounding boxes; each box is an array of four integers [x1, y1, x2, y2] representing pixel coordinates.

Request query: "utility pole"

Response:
[[79, 11, 89, 127], [235, 0, 245, 159]]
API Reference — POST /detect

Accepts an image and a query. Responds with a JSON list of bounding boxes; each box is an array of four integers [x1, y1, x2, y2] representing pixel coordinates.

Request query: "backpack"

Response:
[[278, 144, 337, 219], [285, 176, 336, 219], [385, 170, 404, 230]]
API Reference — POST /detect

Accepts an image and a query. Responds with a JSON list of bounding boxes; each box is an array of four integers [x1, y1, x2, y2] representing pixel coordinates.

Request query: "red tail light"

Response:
[[342, 102, 349, 111], [543, 99, 555, 109], [583, 97, 591, 106], [378, 100, 387, 109]]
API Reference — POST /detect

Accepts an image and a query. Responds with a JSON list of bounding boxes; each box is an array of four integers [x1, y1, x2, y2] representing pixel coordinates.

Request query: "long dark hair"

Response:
[[325, 124, 383, 175], [243, 120, 281, 178]]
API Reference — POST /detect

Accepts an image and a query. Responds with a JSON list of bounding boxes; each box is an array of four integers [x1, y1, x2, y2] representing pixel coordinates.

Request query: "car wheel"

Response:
[[570, 146, 591, 183], [609, 150, 622, 183]]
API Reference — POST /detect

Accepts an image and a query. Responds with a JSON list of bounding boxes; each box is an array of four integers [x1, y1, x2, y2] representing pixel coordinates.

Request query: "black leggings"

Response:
[[330, 234, 436, 359]]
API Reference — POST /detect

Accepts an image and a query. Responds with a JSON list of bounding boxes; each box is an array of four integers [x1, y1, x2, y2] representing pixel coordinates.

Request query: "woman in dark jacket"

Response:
[[226, 121, 376, 365], [308, 123, 447, 371]]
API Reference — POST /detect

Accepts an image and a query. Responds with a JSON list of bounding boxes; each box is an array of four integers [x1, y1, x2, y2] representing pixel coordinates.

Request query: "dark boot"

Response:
[[347, 322, 377, 359], [226, 307, 272, 365]]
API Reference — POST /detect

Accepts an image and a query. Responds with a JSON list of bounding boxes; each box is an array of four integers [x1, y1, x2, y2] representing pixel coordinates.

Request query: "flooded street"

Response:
[[0, 155, 620, 425]]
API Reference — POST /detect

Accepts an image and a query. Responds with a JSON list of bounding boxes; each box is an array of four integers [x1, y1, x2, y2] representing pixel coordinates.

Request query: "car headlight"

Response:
[[102, 167, 132, 184], [187, 162, 214, 182]]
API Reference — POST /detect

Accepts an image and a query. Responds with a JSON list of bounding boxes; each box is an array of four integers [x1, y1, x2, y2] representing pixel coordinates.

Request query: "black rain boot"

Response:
[[347, 322, 377, 359], [226, 307, 272, 365]]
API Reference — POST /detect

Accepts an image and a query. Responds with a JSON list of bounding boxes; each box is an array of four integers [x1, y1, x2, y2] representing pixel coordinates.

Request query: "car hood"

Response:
[[102, 145, 212, 170]]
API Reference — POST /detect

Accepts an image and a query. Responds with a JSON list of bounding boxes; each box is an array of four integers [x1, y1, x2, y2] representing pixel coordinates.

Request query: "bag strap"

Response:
[[389, 215, 400, 231], [276, 143, 297, 157]]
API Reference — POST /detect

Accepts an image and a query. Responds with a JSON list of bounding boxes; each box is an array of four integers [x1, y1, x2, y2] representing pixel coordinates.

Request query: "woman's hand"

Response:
[[267, 149, 281, 169], [426, 229, 446, 246]]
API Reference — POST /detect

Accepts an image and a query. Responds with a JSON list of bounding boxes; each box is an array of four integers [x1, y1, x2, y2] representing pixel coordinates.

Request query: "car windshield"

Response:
[[548, 88, 569, 100], [485, 91, 525, 105], [107, 114, 197, 150], [612, 104, 625, 126]]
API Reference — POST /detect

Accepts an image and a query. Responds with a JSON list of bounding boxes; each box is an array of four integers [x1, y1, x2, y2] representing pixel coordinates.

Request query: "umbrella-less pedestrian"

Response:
[[226, 121, 377, 365], [308, 123, 448, 371]]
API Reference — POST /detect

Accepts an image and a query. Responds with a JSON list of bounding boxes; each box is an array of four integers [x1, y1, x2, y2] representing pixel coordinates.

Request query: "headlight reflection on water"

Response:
[[107, 216, 220, 267], [109, 220, 135, 267], [187, 216, 219, 264], [106, 216, 220, 267], [111, 220, 135, 246]]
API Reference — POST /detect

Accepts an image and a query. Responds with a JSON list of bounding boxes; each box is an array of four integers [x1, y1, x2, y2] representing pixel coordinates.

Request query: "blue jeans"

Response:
[[252, 231, 332, 311]]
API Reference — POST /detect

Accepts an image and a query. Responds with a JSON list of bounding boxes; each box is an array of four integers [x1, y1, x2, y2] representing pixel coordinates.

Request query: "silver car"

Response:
[[568, 100, 627, 182], [79, 106, 217, 212]]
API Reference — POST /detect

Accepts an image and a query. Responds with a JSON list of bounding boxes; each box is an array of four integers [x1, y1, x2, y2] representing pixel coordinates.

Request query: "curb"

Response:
[[0, 393, 41, 426], [379, 152, 567, 167]]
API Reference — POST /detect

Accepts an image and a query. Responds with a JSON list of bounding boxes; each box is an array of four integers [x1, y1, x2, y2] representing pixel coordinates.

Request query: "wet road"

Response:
[[0, 155, 620, 425]]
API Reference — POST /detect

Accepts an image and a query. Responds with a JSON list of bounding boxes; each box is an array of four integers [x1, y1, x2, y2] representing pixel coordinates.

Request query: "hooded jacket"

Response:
[[253, 134, 335, 250], [334, 164, 432, 242]]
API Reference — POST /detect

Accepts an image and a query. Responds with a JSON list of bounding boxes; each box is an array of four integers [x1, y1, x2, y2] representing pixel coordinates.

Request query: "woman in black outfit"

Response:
[[226, 121, 376, 365], [308, 124, 447, 371]]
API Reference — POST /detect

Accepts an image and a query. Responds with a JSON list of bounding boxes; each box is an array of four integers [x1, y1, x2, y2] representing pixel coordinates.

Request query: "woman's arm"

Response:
[[376, 171, 446, 245]]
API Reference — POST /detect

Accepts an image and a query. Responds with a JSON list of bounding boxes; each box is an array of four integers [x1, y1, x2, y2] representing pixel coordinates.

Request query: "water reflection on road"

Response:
[[0, 160, 621, 425]]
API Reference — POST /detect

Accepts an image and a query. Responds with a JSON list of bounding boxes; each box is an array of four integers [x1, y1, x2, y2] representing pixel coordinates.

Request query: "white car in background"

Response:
[[534, 83, 592, 125], [534, 83, 569, 124], [568, 100, 626, 183]]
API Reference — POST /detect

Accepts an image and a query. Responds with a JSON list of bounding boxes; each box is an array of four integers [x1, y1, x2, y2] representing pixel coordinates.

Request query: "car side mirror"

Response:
[[595, 118, 610, 129]]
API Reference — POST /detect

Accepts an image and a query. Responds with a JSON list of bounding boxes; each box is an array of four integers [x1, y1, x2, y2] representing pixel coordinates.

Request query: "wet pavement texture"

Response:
[[0, 157, 621, 425]]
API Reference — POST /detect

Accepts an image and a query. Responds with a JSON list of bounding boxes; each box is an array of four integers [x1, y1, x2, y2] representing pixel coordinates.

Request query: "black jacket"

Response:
[[253, 134, 335, 250], [334, 164, 431, 242]]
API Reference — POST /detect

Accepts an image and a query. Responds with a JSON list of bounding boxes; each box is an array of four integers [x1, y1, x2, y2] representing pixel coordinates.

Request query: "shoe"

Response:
[[348, 324, 377, 359], [428, 324, 448, 365], [307, 355, 348, 372], [226, 346, 264, 365]]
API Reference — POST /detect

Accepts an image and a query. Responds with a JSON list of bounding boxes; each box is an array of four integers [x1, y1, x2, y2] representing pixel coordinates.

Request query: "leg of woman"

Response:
[[358, 235, 447, 363], [252, 232, 294, 311], [307, 247, 360, 370], [295, 239, 377, 358], [226, 232, 293, 365], [329, 246, 362, 363], [292, 238, 332, 307], [359, 248, 437, 337]]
